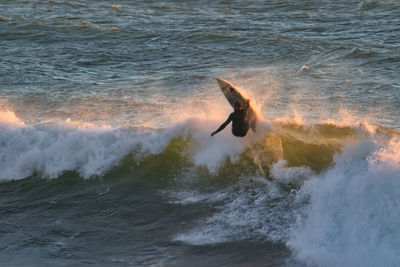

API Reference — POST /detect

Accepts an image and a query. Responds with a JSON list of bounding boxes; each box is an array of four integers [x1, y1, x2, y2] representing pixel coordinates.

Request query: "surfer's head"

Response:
[[234, 100, 243, 110]]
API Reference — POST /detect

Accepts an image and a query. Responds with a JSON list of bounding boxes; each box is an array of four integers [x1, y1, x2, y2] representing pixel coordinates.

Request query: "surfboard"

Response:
[[216, 78, 257, 132]]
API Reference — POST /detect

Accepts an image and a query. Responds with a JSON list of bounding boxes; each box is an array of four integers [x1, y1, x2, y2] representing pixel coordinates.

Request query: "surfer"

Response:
[[211, 99, 252, 137]]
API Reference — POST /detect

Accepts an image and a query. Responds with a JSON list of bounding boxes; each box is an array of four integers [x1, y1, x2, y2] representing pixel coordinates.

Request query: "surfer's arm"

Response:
[[211, 114, 233, 136]]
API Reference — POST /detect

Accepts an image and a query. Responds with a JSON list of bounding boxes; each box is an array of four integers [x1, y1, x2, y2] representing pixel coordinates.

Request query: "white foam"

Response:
[[271, 159, 314, 185], [182, 118, 254, 172], [0, 116, 268, 180], [168, 189, 228, 205], [288, 138, 400, 266], [174, 176, 293, 245], [0, 121, 181, 180]]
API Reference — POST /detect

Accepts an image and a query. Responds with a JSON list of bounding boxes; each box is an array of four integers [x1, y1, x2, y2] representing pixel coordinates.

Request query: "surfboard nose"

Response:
[[216, 78, 227, 88]]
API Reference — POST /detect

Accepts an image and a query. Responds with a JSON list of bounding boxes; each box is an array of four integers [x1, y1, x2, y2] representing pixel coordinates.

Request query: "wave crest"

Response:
[[1, 115, 395, 184]]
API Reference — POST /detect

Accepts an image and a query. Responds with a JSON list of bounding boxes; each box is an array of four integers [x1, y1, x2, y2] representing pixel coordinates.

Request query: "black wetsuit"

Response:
[[214, 109, 250, 137]]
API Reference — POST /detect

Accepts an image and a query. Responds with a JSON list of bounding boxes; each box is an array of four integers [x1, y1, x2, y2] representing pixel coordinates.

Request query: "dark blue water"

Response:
[[1, 1, 400, 266]]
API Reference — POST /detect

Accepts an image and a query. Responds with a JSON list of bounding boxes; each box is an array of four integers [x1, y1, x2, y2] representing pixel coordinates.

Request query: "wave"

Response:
[[171, 131, 400, 267], [158, 118, 400, 267], [288, 135, 400, 266], [0, 110, 396, 183], [2, 111, 400, 266], [0, 119, 177, 181]]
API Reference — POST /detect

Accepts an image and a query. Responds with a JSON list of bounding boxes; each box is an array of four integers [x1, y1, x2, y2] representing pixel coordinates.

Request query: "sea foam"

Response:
[[288, 137, 400, 266], [0, 115, 259, 181], [0, 119, 179, 180]]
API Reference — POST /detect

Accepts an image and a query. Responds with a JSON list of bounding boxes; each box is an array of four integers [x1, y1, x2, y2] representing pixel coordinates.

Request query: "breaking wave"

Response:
[[2, 110, 400, 266], [0, 110, 395, 184]]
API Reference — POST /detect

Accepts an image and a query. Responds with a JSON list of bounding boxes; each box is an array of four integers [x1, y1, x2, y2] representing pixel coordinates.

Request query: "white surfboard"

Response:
[[216, 78, 257, 132]]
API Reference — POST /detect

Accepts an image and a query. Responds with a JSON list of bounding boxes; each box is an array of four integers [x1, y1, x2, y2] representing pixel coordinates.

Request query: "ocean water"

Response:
[[1, 0, 400, 266]]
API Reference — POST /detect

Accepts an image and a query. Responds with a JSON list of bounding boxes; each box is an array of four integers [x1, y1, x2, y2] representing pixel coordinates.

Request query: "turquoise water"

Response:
[[1, 1, 400, 266]]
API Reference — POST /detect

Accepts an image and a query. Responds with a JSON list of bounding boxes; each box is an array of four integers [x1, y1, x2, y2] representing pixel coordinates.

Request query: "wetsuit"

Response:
[[214, 109, 250, 137]]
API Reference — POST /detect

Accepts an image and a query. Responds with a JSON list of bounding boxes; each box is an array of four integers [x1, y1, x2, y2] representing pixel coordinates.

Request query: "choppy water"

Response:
[[1, 0, 400, 266]]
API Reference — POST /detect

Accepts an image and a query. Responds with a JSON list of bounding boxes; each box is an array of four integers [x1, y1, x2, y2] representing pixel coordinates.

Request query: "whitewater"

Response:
[[1, 0, 400, 266]]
